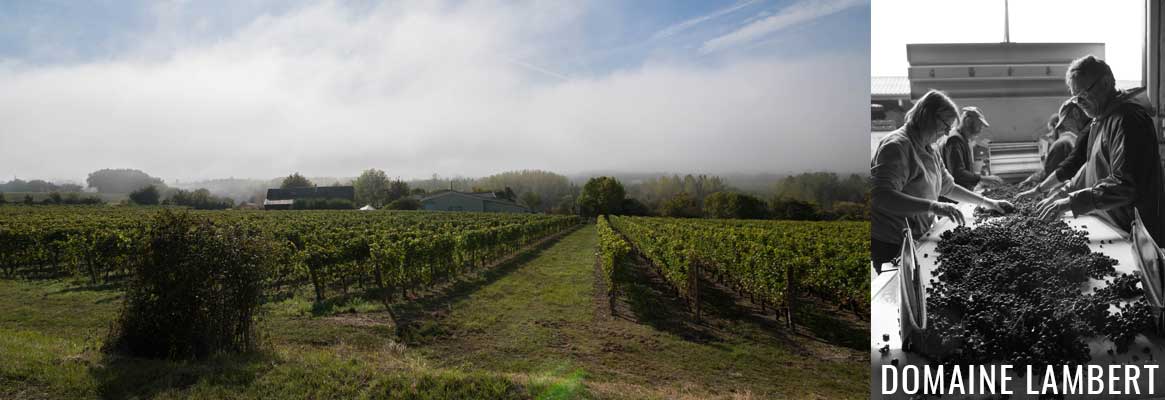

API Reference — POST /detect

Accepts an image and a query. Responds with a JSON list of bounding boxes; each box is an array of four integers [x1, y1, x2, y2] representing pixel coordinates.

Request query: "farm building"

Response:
[[420, 191, 531, 213], [263, 186, 354, 210]]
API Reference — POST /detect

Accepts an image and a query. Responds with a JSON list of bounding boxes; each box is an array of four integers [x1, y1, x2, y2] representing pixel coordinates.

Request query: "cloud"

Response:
[[701, 0, 865, 53], [0, 1, 868, 182], [650, 0, 760, 41]]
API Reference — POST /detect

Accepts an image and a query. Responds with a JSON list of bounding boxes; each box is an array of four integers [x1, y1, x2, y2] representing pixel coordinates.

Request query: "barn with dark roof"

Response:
[[263, 186, 354, 210]]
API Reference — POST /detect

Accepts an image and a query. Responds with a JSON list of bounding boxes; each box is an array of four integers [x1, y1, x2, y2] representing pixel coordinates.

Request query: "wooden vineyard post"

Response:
[[785, 262, 795, 329], [690, 262, 701, 322]]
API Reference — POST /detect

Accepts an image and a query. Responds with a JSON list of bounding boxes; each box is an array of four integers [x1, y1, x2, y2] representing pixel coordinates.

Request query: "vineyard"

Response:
[[596, 216, 631, 313], [0, 206, 870, 398], [603, 215, 870, 322], [0, 206, 579, 305]]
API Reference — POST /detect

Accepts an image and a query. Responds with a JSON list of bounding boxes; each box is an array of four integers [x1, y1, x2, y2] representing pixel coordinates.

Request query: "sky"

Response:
[[0, 0, 870, 184], [872, 0, 1144, 81]]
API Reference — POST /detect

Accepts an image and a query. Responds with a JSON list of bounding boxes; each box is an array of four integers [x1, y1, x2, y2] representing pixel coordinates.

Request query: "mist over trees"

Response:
[[771, 172, 866, 209], [168, 170, 578, 209], [0, 179, 83, 193], [171, 177, 347, 204], [3, 166, 868, 220], [625, 174, 728, 210], [570, 173, 869, 221], [409, 170, 577, 213], [87, 169, 166, 193], [409, 175, 472, 193]]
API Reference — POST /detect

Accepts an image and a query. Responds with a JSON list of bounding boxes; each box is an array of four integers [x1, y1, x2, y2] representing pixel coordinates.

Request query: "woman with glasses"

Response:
[[870, 90, 1012, 272]]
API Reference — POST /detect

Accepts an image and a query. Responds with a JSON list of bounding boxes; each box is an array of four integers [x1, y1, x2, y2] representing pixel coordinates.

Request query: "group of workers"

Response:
[[871, 55, 1165, 272]]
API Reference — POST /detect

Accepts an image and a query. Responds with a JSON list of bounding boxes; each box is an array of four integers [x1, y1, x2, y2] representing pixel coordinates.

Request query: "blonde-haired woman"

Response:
[[870, 90, 1012, 271]]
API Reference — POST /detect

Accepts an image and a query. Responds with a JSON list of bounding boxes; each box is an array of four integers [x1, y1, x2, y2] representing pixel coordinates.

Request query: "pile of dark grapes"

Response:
[[922, 201, 1157, 367], [1093, 274, 1144, 303], [1103, 300, 1157, 354], [973, 183, 1040, 223]]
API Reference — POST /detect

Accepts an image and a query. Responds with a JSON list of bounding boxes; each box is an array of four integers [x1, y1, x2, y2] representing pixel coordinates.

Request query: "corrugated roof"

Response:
[[872, 76, 910, 97], [871, 76, 1143, 98]]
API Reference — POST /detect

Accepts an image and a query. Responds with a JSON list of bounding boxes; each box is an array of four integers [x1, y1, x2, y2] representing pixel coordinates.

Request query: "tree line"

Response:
[[579, 175, 868, 221], [125, 185, 236, 209], [0, 179, 84, 193], [4, 168, 868, 219]]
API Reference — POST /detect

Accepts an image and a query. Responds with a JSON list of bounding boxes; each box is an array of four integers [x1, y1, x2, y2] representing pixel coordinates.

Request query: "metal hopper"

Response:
[[898, 222, 926, 346], [1130, 208, 1165, 333]]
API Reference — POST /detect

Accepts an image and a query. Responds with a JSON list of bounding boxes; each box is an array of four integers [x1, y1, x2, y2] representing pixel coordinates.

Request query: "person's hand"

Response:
[[1035, 188, 1068, 209], [1018, 174, 1042, 189], [1016, 187, 1042, 201], [1037, 198, 1071, 220], [982, 199, 1013, 214], [980, 175, 1005, 186], [929, 202, 965, 226]]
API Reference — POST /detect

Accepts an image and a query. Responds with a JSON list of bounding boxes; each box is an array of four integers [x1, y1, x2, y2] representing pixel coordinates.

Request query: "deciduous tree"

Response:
[[353, 169, 390, 207], [129, 185, 161, 206], [577, 177, 625, 218], [281, 173, 315, 189]]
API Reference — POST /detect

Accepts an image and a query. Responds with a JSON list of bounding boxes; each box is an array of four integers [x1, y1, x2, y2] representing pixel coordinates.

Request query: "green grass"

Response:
[[0, 227, 867, 399], [0, 276, 565, 399], [407, 228, 868, 399]]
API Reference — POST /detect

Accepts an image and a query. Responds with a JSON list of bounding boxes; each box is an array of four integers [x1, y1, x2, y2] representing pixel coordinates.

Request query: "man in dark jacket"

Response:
[[1035, 56, 1165, 245], [941, 106, 1004, 190]]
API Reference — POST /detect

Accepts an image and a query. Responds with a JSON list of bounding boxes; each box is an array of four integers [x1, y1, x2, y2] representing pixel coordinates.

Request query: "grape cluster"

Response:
[[922, 197, 1157, 367]]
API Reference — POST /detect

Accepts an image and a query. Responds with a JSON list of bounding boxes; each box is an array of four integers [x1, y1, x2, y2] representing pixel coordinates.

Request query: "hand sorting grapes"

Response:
[[920, 183, 1157, 366], [870, 91, 1015, 270]]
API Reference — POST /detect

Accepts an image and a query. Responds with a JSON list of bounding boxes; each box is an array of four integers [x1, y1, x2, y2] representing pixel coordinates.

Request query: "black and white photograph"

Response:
[[871, 0, 1165, 398]]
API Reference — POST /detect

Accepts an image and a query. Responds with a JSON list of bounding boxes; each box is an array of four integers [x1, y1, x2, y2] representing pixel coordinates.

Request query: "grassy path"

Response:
[[0, 226, 866, 399], [414, 227, 868, 399], [413, 225, 599, 394]]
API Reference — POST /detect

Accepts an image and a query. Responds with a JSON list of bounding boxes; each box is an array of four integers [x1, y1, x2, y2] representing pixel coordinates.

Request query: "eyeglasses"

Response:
[[1069, 76, 1101, 105]]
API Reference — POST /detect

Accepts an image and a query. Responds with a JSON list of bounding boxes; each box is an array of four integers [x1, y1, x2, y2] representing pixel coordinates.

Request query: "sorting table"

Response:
[[870, 203, 1165, 399]]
